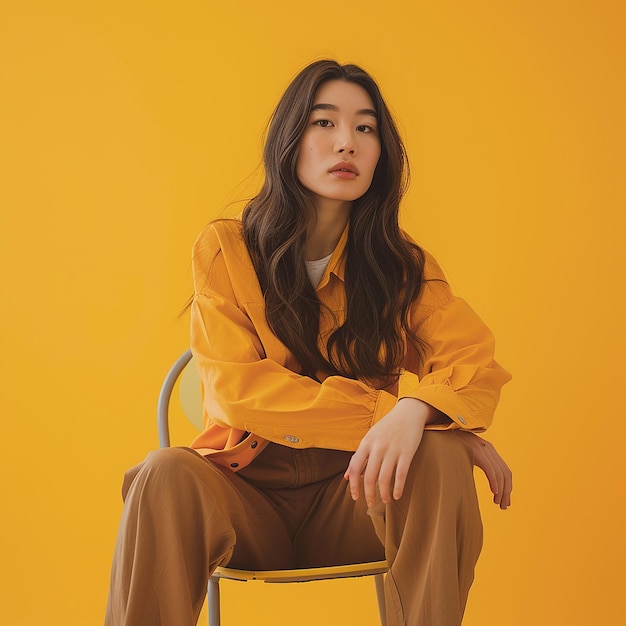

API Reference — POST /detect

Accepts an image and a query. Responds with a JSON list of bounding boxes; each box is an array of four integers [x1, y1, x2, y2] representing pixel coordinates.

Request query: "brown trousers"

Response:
[[105, 431, 482, 626]]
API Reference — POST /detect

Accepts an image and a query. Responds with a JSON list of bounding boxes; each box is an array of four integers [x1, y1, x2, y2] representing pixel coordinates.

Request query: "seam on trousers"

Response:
[[366, 493, 406, 624], [386, 569, 405, 625]]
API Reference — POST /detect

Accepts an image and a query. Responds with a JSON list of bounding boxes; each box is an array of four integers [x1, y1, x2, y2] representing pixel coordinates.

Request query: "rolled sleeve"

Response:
[[399, 275, 511, 431]]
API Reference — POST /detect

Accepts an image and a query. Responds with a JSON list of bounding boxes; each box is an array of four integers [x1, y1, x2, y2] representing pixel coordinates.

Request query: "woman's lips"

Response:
[[329, 162, 359, 179], [330, 169, 358, 179]]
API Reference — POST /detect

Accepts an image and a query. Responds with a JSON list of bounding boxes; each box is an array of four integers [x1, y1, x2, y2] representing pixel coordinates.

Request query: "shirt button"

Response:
[[230, 462, 239, 468], [250, 440, 258, 449], [457, 415, 467, 425], [284, 435, 300, 443]]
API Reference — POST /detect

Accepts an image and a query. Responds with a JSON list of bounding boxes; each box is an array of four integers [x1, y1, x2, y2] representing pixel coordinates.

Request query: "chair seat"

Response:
[[214, 560, 388, 583]]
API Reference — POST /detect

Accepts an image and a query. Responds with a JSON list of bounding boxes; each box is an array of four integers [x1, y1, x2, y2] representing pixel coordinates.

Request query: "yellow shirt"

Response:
[[190, 220, 511, 471]]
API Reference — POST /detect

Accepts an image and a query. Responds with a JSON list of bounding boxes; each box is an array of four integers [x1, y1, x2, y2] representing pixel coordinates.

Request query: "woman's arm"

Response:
[[191, 222, 397, 451], [345, 250, 512, 507]]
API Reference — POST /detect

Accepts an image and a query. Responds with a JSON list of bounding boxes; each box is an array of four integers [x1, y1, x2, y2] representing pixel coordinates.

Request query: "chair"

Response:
[[157, 349, 389, 626]]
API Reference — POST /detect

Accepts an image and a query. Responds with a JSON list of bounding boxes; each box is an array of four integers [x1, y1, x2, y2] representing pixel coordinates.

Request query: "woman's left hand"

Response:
[[344, 398, 430, 507], [454, 430, 513, 510]]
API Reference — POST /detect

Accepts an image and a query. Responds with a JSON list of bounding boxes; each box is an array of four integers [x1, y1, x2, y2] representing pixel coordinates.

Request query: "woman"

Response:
[[106, 60, 512, 626]]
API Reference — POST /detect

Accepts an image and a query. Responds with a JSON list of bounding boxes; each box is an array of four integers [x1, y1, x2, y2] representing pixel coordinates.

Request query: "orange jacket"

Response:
[[190, 220, 511, 471]]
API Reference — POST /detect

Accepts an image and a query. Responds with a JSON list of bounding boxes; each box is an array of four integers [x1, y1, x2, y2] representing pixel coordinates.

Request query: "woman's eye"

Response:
[[357, 124, 375, 133], [314, 119, 333, 127]]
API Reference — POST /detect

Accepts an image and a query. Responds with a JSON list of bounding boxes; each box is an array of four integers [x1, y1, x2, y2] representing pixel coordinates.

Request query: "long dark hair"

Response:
[[243, 60, 428, 388]]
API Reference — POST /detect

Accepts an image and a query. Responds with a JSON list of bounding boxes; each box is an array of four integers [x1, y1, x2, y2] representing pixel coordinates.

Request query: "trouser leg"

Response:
[[105, 433, 482, 626], [371, 431, 483, 626], [293, 431, 482, 626], [105, 447, 293, 626]]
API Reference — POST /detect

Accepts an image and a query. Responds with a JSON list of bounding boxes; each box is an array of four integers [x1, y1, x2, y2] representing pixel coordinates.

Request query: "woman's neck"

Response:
[[304, 202, 351, 261]]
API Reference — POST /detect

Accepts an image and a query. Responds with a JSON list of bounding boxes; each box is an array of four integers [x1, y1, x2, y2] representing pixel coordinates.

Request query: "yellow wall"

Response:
[[1, 1, 624, 624]]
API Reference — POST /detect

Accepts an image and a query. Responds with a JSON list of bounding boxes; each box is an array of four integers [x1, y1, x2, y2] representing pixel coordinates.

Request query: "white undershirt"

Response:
[[304, 252, 333, 288]]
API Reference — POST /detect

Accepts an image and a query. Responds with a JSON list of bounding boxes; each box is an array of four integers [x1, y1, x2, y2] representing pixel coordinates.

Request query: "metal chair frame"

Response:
[[157, 349, 388, 626]]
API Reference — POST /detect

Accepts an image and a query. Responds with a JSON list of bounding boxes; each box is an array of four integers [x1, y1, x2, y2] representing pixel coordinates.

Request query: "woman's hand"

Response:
[[344, 398, 434, 507], [454, 431, 513, 510], [344, 399, 513, 511]]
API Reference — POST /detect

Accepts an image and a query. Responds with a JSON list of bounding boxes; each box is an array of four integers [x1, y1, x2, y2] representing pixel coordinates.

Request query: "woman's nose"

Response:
[[335, 131, 357, 156]]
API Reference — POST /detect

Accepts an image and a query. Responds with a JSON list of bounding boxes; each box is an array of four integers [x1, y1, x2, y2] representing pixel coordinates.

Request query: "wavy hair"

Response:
[[242, 59, 428, 388]]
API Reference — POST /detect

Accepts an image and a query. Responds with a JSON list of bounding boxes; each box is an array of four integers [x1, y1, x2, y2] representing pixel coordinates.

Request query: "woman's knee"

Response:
[[143, 446, 202, 471], [122, 447, 211, 500], [408, 431, 474, 490]]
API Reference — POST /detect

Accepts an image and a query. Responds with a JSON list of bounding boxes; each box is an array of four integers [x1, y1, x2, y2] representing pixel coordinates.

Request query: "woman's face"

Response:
[[296, 80, 381, 213]]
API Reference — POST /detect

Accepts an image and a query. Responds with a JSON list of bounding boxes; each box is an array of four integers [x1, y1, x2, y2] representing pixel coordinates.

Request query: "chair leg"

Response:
[[208, 575, 221, 626], [374, 573, 387, 626]]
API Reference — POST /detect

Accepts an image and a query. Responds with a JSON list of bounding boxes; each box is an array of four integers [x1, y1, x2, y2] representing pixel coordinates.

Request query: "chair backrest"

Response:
[[180, 354, 203, 428], [157, 349, 203, 447]]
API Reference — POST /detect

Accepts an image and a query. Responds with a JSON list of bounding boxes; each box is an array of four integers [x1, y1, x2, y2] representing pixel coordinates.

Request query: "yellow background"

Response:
[[1, 1, 624, 624]]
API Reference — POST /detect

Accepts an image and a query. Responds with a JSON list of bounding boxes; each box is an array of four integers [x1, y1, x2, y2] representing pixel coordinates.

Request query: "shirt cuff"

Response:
[[398, 369, 486, 431], [372, 388, 398, 426]]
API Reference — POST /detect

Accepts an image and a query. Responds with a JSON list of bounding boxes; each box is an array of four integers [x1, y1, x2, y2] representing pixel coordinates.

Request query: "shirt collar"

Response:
[[316, 222, 348, 290]]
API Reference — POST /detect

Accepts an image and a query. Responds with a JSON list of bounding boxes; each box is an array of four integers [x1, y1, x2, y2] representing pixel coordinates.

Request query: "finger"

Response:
[[487, 451, 505, 507], [346, 452, 367, 501], [392, 455, 411, 501], [486, 446, 508, 507], [498, 460, 513, 509], [377, 457, 396, 504], [476, 446, 500, 498], [363, 453, 383, 507]]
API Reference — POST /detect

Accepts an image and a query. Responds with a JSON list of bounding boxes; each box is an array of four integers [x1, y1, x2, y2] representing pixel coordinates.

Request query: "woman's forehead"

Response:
[[312, 80, 377, 114]]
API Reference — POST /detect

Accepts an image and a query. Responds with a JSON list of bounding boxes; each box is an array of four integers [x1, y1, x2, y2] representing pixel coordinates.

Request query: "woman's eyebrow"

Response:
[[311, 103, 377, 117]]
